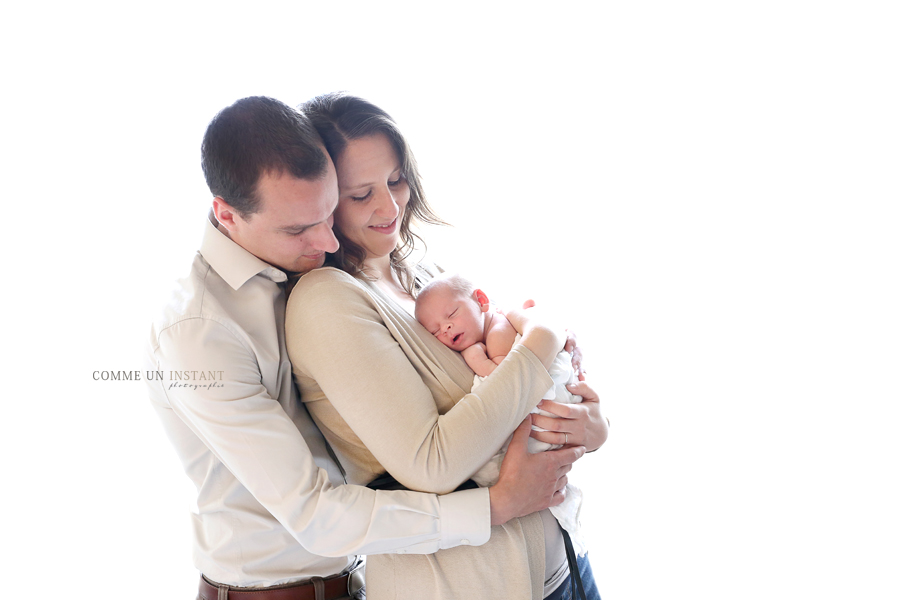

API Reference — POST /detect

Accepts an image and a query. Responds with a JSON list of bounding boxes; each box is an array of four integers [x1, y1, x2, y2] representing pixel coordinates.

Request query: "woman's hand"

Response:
[[489, 416, 585, 525], [530, 381, 609, 453]]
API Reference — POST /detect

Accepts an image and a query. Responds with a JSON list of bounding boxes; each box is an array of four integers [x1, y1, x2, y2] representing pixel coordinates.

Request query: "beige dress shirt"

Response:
[[145, 219, 490, 587], [286, 267, 558, 599]]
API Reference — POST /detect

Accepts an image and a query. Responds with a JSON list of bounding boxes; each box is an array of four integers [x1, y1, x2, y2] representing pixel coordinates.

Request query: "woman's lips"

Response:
[[369, 218, 398, 234]]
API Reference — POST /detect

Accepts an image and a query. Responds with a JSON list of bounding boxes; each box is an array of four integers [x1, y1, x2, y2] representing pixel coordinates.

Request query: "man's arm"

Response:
[[149, 317, 488, 555]]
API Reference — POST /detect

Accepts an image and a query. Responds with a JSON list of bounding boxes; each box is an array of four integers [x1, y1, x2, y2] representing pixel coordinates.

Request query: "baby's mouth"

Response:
[[452, 333, 462, 345]]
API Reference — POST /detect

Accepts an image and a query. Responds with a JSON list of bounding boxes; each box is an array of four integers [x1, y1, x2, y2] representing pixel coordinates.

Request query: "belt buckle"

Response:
[[347, 559, 365, 598]]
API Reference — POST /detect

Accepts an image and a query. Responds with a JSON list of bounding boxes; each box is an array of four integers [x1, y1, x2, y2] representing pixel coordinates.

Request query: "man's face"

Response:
[[225, 158, 340, 274]]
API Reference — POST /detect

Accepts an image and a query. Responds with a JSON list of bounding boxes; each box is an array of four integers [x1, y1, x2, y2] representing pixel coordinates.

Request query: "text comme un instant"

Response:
[[92, 370, 225, 381]]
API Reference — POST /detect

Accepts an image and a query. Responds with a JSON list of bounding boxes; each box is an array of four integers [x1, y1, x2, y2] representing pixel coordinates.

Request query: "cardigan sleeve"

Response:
[[286, 269, 554, 495]]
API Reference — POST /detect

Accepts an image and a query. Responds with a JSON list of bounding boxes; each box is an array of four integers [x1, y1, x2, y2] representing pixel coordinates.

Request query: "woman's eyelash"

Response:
[[350, 175, 402, 200]]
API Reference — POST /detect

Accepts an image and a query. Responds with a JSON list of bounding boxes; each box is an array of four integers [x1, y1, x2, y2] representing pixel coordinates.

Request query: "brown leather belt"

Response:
[[199, 564, 362, 600]]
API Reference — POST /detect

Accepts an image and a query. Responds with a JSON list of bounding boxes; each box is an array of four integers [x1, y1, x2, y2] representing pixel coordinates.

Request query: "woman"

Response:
[[285, 92, 607, 600]]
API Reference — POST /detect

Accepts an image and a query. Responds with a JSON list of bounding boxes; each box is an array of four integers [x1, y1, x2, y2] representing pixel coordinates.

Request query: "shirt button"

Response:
[[461, 539, 470, 545]]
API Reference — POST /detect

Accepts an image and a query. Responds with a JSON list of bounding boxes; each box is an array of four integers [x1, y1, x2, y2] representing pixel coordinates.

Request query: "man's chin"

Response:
[[294, 255, 326, 274]]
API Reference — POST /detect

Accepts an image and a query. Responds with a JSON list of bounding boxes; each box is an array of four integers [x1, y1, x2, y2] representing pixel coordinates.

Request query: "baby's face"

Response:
[[416, 286, 486, 352]]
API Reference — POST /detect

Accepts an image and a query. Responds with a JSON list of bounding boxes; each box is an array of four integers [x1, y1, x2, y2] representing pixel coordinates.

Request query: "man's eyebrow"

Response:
[[279, 208, 337, 233], [279, 223, 315, 233]]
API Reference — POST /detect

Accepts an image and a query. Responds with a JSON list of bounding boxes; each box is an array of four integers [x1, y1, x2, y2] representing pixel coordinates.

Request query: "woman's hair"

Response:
[[301, 92, 446, 295]]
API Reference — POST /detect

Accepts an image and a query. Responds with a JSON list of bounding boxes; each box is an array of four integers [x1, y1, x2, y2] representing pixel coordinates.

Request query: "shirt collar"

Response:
[[200, 213, 288, 289]]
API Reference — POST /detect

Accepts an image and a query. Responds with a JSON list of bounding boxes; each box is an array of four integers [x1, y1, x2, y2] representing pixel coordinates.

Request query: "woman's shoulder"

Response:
[[287, 267, 373, 312], [294, 266, 359, 288]]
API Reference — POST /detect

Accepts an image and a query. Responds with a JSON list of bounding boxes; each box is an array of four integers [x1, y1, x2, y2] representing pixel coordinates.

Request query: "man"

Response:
[[146, 96, 582, 600]]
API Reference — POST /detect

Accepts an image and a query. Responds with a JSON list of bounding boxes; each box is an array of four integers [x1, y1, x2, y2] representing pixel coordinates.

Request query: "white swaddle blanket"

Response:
[[470, 342, 587, 556]]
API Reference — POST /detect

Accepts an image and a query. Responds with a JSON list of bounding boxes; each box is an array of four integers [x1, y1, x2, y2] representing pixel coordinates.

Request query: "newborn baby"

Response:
[[415, 272, 586, 554]]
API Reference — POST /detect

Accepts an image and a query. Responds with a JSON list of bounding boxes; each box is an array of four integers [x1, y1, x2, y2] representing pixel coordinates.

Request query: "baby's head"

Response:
[[415, 274, 491, 352]]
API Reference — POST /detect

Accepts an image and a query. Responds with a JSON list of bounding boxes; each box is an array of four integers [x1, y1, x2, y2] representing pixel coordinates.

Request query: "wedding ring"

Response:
[[564, 433, 568, 445]]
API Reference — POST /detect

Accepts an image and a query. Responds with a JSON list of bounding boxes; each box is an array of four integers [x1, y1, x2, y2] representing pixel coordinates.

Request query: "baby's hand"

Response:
[[495, 299, 536, 323], [464, 342, 487, 355], [461, 342, 488, 363], [462, 343, 496, 378], [565, 330, 586, 381]]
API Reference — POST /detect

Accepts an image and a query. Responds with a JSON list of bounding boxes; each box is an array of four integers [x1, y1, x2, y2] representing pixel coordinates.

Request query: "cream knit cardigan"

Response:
[[286, 267, 555, 600]]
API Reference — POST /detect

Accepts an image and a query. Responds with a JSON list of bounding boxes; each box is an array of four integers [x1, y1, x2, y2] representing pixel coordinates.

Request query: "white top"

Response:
[[144, 218, 490, 587]]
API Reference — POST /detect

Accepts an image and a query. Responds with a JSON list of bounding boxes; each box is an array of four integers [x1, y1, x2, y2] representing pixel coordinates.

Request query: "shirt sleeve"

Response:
[[148, 315, 491, 555], [286, 270, 555, 495]]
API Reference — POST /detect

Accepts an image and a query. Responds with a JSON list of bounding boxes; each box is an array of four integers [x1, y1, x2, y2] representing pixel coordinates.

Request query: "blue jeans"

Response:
[[544, 553, 601, 600]]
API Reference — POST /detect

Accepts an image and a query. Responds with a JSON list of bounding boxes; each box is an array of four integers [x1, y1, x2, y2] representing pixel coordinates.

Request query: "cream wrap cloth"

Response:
[[286, 267, 560, 600]]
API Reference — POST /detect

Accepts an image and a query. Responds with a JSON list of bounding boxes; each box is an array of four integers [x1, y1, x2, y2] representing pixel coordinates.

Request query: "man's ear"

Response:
[[212, 197, 243, 233], [473, 289, 490, 312]]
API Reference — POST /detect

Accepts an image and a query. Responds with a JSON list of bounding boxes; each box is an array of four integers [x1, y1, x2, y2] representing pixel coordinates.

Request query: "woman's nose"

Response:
[[374, 187, 400, 218]]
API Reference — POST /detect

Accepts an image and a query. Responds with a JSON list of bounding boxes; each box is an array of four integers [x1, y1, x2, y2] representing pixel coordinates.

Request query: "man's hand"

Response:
[[531, 381, 609, 453], [489, 416, 585, 525]]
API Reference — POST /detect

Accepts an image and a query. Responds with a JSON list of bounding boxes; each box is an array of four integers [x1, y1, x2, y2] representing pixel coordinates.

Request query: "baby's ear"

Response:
[[473, 289, 490, 312]]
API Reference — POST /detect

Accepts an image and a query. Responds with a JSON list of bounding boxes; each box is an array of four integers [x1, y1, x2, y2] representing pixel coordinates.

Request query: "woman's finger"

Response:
[[530, 428, 573, 447], [565, 381, 596, 402], [535, 399, 579, 419]]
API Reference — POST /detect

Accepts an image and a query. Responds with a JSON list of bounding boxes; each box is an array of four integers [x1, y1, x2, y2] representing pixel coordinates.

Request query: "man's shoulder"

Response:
[[148, 253, 243, 347]]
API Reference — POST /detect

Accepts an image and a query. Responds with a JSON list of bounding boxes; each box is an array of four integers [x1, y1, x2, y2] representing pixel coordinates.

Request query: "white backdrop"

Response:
[[3, 2, 898, 599]]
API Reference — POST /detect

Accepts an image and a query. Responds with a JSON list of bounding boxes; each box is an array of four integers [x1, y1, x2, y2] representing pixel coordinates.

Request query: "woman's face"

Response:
[[333, 133, 410, 262]]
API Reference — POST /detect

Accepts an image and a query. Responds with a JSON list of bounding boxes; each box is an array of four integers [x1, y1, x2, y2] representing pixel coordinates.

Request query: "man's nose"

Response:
[[312, 221, 339, 253]]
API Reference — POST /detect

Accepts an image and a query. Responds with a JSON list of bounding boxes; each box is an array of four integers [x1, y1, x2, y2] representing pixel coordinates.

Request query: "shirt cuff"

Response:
[[437, 487, 491, 549]]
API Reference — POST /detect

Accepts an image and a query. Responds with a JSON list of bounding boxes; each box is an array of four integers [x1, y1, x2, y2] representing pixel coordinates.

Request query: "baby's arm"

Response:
[[484, 313, 519, 366], [464, 311, 543, 379], [462, 343, 498, 378]]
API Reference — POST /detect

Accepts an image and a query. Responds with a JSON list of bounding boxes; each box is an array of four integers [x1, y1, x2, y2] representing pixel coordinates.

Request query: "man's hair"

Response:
[[201, 96, 328, 217]]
